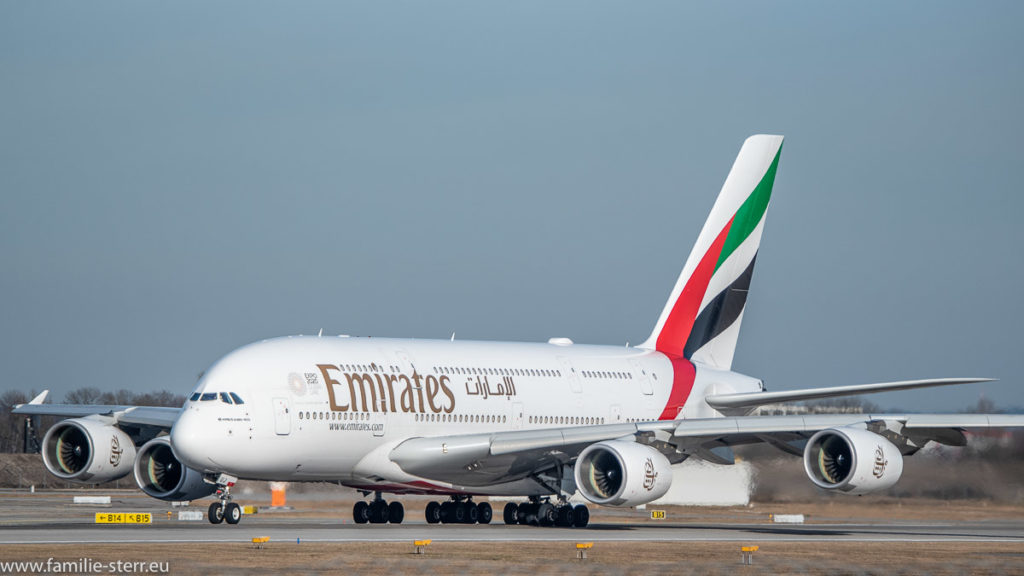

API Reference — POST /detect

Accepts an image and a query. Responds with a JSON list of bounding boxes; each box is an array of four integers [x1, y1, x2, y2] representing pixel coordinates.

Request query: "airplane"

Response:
[[14, 134, 1023, 528]]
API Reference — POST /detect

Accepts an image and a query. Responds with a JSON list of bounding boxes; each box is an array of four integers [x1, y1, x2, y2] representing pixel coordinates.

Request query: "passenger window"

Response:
[[229, 392, 244, 404], [200, 393, 217, 401]]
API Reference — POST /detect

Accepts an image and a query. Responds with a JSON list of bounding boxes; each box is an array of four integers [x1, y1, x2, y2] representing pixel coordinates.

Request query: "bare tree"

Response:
[[0, 391, 29, 453], [965, 395, 1000, 414], [63, 387, 103, 404], [0, 388, 186, 453]]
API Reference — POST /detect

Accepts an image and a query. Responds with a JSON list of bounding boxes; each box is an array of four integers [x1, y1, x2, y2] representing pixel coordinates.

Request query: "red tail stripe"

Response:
[[655, 217, 734, 358], [658, 355, 695, 420]]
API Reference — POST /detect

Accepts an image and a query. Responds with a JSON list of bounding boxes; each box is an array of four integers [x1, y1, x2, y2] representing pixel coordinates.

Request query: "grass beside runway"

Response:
[[0, 541, 1022, 575]]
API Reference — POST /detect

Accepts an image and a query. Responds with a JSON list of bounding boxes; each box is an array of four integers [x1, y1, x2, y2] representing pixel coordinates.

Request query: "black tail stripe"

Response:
[[683, 254, 757, 359]]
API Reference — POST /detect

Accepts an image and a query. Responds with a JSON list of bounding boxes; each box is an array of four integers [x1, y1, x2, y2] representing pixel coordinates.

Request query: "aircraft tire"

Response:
[[556, 505, 575, 527], [353, 501, 369, 524], [502, 502, 518, 525], [451, 502, 466, 524], [388, 501, 404, 524], [537, 503, 556, 527], [208, 502, 224, 525], [477, 502, 493, 524], [224, 502, 242, 525], [425, 501, 442, 524], [572, 504, 589, 528]]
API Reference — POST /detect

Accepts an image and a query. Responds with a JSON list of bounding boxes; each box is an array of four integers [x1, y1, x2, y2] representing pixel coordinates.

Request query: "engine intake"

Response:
[[134, 437, 216, 502], [41, 419, 135, 483], [803, 427, 904, 495], [574, 441, 672, 507]]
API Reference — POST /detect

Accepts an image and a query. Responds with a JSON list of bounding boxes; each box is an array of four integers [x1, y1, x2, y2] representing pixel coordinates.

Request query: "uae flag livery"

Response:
[[641, 135, 783, 417]]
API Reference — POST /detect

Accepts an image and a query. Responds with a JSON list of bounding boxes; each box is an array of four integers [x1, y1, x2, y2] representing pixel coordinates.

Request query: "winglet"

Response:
[[28, 390, 48, 405]]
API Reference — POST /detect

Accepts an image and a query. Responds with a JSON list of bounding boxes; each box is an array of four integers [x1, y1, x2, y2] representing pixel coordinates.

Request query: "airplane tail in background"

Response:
[[639, 135, 783, 370]]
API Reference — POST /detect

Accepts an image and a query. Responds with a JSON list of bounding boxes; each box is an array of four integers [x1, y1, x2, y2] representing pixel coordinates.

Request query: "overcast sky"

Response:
[[2, 2, 1021, 410]]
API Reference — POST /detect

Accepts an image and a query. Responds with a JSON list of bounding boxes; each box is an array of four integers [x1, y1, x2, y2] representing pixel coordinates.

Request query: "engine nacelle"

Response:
[[41, 418, 136, 484], [134, 437, 216, 501], [803, 427, 904, 495], [574, 440, 672, 507]]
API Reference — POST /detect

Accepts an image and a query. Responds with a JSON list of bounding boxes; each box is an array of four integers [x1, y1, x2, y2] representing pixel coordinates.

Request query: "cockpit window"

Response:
[[200, 393, 217, 401], [189, 393, 201, 402], [229, 392, 244, 405], [219, 392, 233, 404]]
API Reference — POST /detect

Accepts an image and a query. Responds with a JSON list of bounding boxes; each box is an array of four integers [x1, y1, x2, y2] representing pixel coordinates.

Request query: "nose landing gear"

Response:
[[206, 474, 244, 525]]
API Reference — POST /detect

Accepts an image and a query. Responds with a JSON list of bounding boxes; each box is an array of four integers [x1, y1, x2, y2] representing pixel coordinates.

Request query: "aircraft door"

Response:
[[609, 404, 622, 423], [272, 397, 291, 435], [395, 350, 417, 374], [370, 412, 387, 437], [511, 402, 524, 430], [557, 357, 582, 393], [630, 360, 655, 395]]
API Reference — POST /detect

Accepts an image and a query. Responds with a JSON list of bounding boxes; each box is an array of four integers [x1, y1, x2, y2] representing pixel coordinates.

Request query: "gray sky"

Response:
[[2, 2, 1022, 410]]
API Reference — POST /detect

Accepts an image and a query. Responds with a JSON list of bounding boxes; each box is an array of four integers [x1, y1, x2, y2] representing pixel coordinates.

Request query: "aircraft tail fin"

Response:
[[639, 135, 783, 369]]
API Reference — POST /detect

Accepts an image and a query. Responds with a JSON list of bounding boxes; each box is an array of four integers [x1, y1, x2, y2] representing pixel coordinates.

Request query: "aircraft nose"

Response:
[[169, 409, 210, 472]]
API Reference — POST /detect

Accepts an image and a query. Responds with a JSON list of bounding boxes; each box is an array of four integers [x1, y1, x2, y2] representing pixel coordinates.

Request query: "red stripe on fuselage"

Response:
[[348, 481, 468, 496], [655, 217, 734, 358], [658, 354, 696, 420]]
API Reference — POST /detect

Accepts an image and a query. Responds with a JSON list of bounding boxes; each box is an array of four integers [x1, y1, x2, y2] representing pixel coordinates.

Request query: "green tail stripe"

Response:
[[715, 145, 783, 271]]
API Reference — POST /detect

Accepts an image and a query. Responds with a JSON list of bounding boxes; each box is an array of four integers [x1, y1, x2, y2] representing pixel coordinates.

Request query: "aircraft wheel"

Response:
[[477, 502, 493, 525], [465, 502, 479, 524], [572, 504, 590, 528], [207, 502, 224, 525], [537, 503, 557, 527], [224, 502, 242, 525], [451, 501, 466, 524], [502, 502, 518, 525], [388, 501, 404, 524], [425, 501, 442, 524], [439, 501, 453, 523], [556, 504, 575, 527], [518, 503, 537, 525], [369, 501, 390, 524], [353, 501, 369, 524]]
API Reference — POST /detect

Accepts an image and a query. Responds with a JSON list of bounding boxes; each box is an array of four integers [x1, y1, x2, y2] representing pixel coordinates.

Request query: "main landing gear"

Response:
[[503, 497, 589, 527], [353, 492, 405, 524], [424, 497, 492, 525], [207, 474, 243, 525]]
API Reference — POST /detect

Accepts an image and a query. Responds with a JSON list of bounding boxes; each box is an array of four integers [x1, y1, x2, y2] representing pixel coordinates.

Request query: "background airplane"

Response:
[[14, 135, 1022, 527]]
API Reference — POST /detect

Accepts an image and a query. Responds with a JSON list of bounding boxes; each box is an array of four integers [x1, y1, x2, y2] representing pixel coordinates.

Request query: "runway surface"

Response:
[[3, 522, 1024, 546], [2, 491, 1022, 545]]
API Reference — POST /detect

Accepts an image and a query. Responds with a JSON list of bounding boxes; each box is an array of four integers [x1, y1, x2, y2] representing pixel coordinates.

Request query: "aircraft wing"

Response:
[[704, 378, 994, 415], [12, 394, 181, 429], [389, 412, 1024, 486]]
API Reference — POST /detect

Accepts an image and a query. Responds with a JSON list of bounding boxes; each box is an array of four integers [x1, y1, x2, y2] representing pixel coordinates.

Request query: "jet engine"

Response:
[[803, 427, 904, 495], [133, 437, 216, 501], [574, 440, 672, 507], [41, 418, 136, 483]]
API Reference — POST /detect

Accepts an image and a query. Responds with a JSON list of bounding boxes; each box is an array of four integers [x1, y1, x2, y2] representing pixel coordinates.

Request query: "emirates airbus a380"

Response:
[[15, 135, 1022, 528]]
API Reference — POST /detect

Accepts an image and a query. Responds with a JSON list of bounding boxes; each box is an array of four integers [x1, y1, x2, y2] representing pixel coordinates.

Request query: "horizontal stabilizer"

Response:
[[705, 378, 994, 413]]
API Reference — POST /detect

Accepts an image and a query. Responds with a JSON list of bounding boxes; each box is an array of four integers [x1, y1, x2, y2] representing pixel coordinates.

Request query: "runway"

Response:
[[3, 518, 1024, 545], [2, 491, 1023, 545]]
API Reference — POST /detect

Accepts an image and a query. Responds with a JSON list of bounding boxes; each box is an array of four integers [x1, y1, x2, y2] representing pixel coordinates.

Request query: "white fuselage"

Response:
[[169, 336, 760, 496]]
